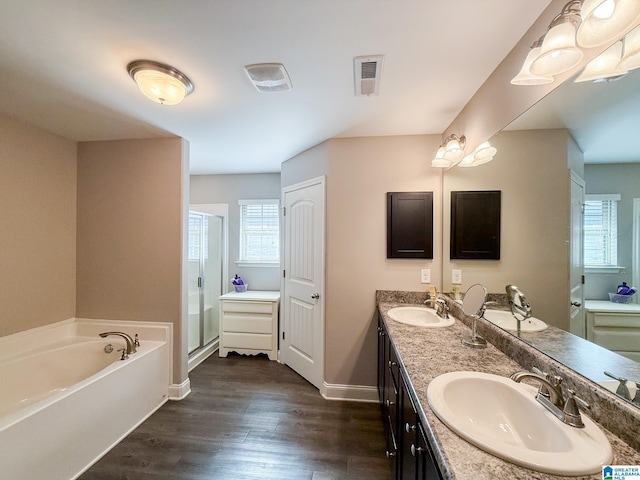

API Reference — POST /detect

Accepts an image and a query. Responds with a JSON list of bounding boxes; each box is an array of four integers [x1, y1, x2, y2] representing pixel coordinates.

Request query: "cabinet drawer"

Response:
[[592, 313, 640, 328], [592, 329, 640, 352], [223, 314, 273, 334], [222, 300, 274, 314], [222, 332, 272, 350]]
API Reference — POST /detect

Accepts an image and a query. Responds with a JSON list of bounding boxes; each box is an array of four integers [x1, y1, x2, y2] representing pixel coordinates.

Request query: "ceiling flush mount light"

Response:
[[577, 0, 640, 48], [244, 63, 292, 93], [530, 1, 584, 77], [575, 40, 628, 82], [511, 36, 555, 85], [127, 60, 194, 105]]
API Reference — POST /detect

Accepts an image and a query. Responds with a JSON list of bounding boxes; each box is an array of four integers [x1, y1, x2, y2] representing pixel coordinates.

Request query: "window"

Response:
[[238, 199, 280, 265], [584, 194, 620, 268]]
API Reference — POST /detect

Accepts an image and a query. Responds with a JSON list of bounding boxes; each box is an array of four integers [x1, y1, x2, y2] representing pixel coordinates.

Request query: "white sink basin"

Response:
[[386, 307, 455, 327], [427, 371, 612, 476], [483, 310, 548, 332]]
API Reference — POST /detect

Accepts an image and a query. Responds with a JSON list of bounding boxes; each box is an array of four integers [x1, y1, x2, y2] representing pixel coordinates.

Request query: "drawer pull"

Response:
[[410, 444, 424, 457], [405, 422, 416, 433], [385, 450, 396, 458]]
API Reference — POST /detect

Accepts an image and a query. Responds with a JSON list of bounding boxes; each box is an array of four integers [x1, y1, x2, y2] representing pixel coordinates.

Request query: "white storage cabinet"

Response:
[[219, 291, 280, 360]]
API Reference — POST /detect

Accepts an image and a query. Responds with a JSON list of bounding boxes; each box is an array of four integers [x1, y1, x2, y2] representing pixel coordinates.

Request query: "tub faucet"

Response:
[[510, 369, 590, 428], [99, 332, 136, 354]]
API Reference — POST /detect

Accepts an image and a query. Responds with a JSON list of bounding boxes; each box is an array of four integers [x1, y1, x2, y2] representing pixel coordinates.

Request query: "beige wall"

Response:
[[190, 173, 282, 291], [282, 134, 442, 387], [443, 129, 572, 329], [77, 138, 188, 384], [0, 113, 77, 336]]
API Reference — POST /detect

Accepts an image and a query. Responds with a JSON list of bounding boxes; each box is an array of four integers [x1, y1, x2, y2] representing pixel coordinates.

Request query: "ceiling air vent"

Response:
[[354, 55, 384, 96], [244, 63, 292, 93]]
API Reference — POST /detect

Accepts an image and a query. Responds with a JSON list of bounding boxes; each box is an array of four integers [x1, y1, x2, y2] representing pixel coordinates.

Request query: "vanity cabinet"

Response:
[[378, 315, 443, 480], [585, 300, 640, 362], [219, 291, 280, 360]]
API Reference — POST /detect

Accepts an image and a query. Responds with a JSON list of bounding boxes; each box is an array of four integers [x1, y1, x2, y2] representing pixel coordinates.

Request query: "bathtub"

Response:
[[0, 318, 172, 480]]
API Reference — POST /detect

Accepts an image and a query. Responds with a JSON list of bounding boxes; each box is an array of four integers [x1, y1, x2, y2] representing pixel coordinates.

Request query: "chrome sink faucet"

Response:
[[510, 368, 590, 428], [435, 298, 449, 319], [99, 332, 137, 355]]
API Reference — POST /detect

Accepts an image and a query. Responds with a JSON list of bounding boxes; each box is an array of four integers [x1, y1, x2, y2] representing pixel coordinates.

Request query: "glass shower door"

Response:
[[188, 212, 223, 355]]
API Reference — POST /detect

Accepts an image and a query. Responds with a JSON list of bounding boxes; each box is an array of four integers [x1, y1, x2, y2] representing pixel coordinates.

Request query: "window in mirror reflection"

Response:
[[584, 194, 620, 268]]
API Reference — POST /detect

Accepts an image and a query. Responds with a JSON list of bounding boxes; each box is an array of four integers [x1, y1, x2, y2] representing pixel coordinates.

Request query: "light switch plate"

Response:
[[420, 269, 431, 284], [452, 269, 462, 284]]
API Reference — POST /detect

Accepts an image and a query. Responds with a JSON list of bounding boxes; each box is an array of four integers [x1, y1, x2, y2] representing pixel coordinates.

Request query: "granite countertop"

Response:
[[378, 301, 640, 480]]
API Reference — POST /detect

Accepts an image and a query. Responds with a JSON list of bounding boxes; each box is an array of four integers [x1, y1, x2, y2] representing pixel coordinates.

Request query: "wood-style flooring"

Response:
[[80, 353, 391, 480]]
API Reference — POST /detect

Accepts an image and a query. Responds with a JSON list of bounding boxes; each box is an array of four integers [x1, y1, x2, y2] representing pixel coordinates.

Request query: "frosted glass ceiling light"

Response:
[[575, 41, 628, 82], [577, 0, 640, 48], [127, 60, 194, 105], [531, 2, 584, 77], [511, 37, 555, 85], [618, 25, 640, 71]]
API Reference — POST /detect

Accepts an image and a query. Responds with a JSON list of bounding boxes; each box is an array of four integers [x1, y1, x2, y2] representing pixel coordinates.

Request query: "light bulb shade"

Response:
[[531, 22, 584, 76], [442, 135, 466, 162], [511, 46, 555, 85], [127, 60, 194, 105], [577, 0, 640, 48], [618, 24, 640, 71], [431, 147, 451, 168], [575, 41, 628, 82], [473, 141, 498, 162], [458, 142, 497, 167]]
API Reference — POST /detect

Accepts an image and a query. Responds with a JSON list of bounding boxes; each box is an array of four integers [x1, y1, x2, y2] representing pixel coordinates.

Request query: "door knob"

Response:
[[311, 293, 320, 299], [571, 301, 581, 307]]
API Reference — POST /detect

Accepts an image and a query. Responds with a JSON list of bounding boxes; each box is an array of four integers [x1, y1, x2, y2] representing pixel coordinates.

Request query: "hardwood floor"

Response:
[[80, 353, 392, 480]]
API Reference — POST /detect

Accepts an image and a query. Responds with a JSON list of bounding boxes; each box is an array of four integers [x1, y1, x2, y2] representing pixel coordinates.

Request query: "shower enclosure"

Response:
[[188, 212, 224, 356]]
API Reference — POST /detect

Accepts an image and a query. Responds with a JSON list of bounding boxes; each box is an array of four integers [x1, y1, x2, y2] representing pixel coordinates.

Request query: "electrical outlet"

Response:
[[452, 269, 462, 284], [420, 268, 431, 284]]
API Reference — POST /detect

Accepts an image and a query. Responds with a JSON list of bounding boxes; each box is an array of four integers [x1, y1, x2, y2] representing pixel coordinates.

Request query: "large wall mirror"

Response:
[[442, 64, 640, 407]]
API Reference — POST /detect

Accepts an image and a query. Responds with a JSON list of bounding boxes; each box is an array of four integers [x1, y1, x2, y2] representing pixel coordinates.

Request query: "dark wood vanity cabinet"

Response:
[[378, 315, 443, 480]]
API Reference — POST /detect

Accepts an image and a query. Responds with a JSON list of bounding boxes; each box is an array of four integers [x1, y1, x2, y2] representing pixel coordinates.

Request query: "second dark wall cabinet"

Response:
[[450, 190, 501, 260], [387, 192, 434, 259]]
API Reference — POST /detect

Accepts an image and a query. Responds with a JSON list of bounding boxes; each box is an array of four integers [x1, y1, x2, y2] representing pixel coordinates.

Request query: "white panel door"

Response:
[[282, 177, 325, 390], [569, 173, 585, 337]]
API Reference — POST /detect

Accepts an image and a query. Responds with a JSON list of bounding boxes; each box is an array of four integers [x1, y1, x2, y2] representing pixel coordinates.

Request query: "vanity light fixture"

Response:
[[530, 1, 584, 77], [512, 0, 640, 85], [577, 0, 640, 48], [431, 136, 497, 169], [574, 40, 628, 82], [127, 60, 194, 105]]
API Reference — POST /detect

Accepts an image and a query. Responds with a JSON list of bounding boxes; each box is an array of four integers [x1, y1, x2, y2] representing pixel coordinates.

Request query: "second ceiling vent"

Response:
[[354, 55, 384, 96]]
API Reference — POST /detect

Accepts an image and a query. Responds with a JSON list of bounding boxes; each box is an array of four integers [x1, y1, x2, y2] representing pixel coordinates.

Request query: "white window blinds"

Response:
[[584, 194, 620, 267], [238, 199, 280, 264]]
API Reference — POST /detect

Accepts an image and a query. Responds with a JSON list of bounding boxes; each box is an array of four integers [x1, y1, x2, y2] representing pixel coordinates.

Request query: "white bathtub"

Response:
[[0, 318, 172, 480]]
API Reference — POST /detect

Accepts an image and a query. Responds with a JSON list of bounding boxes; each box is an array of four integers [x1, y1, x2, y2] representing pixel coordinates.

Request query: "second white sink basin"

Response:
[[483, 310, 548, 332], [427, 371, 612, 476], [387, 307, 454, 327]]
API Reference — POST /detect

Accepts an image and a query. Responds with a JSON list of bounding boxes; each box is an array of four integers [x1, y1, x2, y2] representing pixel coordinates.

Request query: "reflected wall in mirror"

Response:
[[443, 67, 640, 406]]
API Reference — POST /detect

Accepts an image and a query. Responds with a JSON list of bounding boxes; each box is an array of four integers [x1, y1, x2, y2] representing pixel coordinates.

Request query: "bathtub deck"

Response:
[[80, 353, 391, 480]]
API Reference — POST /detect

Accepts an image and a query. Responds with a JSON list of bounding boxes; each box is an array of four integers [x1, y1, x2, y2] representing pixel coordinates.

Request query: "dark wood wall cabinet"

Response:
[[387, 192, 434, 259], [378, 315, 443, 480], [450, 190, 501, 260]]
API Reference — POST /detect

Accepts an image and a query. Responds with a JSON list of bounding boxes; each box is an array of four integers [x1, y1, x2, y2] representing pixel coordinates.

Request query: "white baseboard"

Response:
[[168, 378, 191, 401], [321, 382, 379, 403]]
